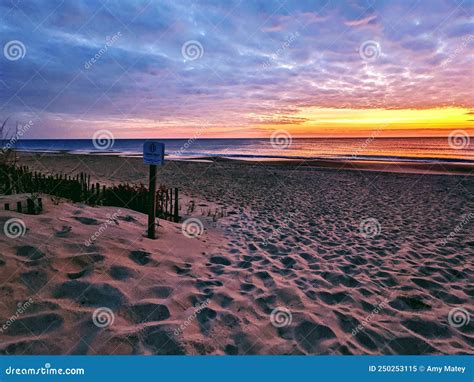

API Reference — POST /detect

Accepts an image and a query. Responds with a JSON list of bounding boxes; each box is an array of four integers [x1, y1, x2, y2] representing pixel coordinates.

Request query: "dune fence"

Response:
[[0, 164, 180, 222]]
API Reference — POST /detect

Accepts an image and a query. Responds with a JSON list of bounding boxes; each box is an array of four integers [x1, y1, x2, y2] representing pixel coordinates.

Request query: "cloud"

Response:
[[0, 0, 472, 138]]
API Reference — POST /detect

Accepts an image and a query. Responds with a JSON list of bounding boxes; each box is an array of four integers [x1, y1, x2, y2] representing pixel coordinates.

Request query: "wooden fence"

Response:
[[0, 164, 180, 222]]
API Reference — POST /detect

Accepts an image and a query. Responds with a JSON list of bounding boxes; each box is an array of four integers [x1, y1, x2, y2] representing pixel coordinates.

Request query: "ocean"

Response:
[[11, 137, 474, 163]]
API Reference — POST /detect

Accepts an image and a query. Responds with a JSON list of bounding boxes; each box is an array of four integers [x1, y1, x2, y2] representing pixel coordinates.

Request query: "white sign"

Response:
[[143, 141, 165, 165]]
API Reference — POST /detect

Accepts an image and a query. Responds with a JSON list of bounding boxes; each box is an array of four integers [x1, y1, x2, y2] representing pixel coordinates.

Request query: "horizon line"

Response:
[[17, 135, 470, 140]]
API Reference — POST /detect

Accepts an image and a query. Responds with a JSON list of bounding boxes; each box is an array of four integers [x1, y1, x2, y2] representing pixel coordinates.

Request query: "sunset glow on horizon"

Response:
[[1, 1, 473, 139]]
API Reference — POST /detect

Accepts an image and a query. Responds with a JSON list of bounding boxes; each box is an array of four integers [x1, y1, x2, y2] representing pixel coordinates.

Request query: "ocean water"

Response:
[[12, 137, 474, 163]]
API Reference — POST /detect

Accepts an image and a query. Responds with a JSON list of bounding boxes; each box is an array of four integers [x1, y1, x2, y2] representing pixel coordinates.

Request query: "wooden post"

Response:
[[174, 188, 179, 222], [27, 198, 35, 214], [147, 164, 157, 239], [169, 189, 173, 221]]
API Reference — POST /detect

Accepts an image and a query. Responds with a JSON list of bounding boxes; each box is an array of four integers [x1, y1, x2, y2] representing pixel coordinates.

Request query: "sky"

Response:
[[0, 0, 473, 138]]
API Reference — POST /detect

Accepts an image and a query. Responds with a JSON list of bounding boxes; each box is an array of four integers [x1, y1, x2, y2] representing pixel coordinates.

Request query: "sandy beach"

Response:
[[0, 153, 473, 355]]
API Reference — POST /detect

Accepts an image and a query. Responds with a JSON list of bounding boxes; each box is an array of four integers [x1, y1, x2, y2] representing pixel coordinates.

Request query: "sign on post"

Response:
[[144, 141, 165, 239], [143, 141, 165, 166]]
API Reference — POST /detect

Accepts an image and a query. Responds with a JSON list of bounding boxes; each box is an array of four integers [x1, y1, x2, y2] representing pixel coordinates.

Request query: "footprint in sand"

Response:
[[142, 326, 185, 355], [3, 313, 63, 336], [317, 291, 353, 305], [255, 271, 275, 288], [255, 295, 277, 314], [240, 283, 255, 293], [65, 242, 102, 256], [16, 246, 45, 261], [388, 337, 437, 354], [53, 280, 126, 308], [73, 217, 100, 225], [402, 317, 451, 339], [209, 256, 231, 266], [16, 246, 46, 266], [20, 270, 48, 293], [1, 339, 62, 355], [67, 267, 91, 280], [108, 265, 136, 281], [389, 296, 431, 311], [148, 286, 174, 299], [280, 256, 297, 268], [196, 307, 217, 334], [54, 254, 101, 279], [118, 215, 136, 223], [214, 293, 234, 308], [55, 225, 72, 238], [293, 320, 336, 354], [129, 250, 152, 266], [128, 303, 170, 324], [173, 263, 192, 275]]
